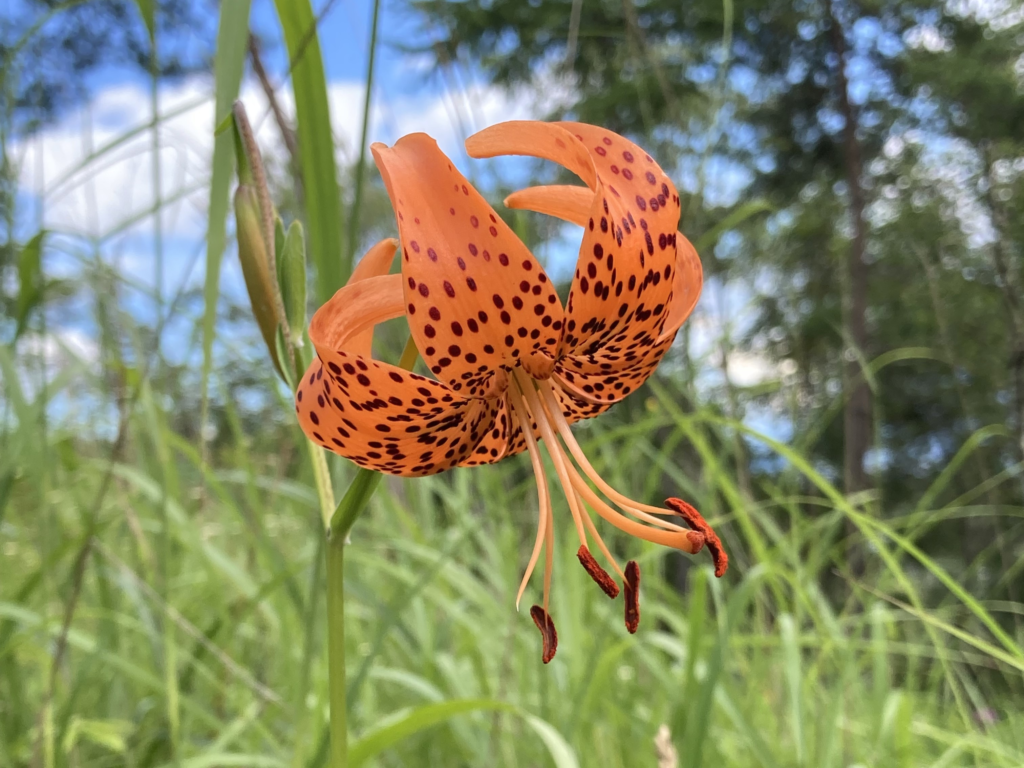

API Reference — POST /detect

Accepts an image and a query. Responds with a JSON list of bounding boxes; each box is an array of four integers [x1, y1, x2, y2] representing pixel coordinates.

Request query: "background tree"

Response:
[[412, 0, 1024, 589]]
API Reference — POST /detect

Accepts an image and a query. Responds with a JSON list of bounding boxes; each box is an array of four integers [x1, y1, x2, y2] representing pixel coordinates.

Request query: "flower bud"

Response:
[[234, 184, 284, 377]]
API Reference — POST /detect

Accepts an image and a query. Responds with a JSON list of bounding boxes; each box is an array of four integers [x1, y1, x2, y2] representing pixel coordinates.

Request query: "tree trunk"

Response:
[[826, 0, 872, 498]]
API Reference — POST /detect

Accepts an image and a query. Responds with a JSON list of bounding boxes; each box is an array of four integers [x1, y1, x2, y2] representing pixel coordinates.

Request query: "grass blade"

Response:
[[779, 614, 804, 765], [272, 0, 346, 299], [348, 699, 510, 767], [202, 0, 253, 458]]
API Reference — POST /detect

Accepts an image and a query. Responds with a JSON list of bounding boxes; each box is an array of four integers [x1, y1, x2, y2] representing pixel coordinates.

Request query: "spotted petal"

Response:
[[551, 230, 702, 406], [296, 272, 504, 476], [371, 134, 565, 398], [467, 121, 682, 363]]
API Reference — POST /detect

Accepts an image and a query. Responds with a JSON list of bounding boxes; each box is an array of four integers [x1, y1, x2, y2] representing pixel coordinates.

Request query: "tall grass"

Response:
[[4, 343, 1024, 766], [2, 2, 1023, 767]]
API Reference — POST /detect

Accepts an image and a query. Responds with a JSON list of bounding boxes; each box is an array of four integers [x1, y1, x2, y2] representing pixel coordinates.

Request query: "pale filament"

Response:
[[512, 371, 589, 548], [515, 369, 624, 591], [514, 372, 703, 554], [537, 378, 690, 529], [576, 488, 626, 581], [507, 382, 552, 610], [543, 495, 554, 614], [566, 463, 703, 551]]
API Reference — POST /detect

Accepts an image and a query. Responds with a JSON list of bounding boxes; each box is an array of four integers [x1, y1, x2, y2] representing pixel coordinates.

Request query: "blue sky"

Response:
[[249, 0, 412, 83]]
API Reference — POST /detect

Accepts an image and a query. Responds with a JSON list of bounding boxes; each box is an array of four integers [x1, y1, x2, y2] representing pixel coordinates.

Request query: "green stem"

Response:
[[326, 469, 382, 768], [324, 335, 417, 768], [309, 440, 337, 531], [326, 533, 347, 768], [330, 469, 384, 543]]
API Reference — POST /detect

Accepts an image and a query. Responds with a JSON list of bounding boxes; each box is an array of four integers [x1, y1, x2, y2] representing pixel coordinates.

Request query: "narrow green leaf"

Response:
[[779, 614, 804, 765], [520, 713, 581, 768], [915, 424, 1008, 515], [347, 700, 578, 768], [274, 216, 286, 271], [130, 0, 155, 40], [62, 717, 133, 755], [713, 687, 782, 768], [272, 0, 346, 300], [202, 0, 253, 449], [683, 567, 767, 768], [15, 231, 44, 339], [173, 756, 287, 768], [346, 0, 382, 264], [693, 199, 772, 252]]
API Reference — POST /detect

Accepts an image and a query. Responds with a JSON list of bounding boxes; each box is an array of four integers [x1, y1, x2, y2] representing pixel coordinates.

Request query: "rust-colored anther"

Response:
[[530, 605, 558, 663], [623, 560, 641, 634], [577, 545, 620, 599], [687, 530, 706, 552], [665, 497, 729, 577]]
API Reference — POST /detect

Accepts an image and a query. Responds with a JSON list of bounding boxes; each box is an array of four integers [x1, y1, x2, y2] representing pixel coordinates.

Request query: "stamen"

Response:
[[507, 384, 550, 609], [566, 459, 705, 552], [538, 380, 689, 531], [530, 605, 558, 663], [623, 560, 641, 634], [513, 371, 589, 547], [577, 491, 626, 581], [666, 497, 729, 577], [509, 374, 556, 616], [543, 496, 554, 614], [577, 545, 619, 598]]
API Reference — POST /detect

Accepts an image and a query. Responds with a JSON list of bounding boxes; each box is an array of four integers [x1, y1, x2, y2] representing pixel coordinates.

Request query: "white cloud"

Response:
[[19, 328, 100, 369], [15, 78, 216, 241], [13, 73, 551, 245]]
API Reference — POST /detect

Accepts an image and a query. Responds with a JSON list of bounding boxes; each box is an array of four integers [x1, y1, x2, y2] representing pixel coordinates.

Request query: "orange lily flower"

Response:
[[295, 121, 727, 663]]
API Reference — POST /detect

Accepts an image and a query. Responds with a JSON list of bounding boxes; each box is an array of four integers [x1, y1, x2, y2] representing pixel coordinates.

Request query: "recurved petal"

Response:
[[554, 331, 675, 408], [298, 358, 503, 476], [296, 272, 505, 476], [468, 121, 681, 362], [505, 185, 590, 227], [458, 392, 516, 467], [551, 231, 701, 409], [346, 238, 399, 358], [658, 231, 702, 343], [349, 237, 399, 284], [371, 134, 565, 400], [466, 122, 597, 188], [552, 123, 681, 361]]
